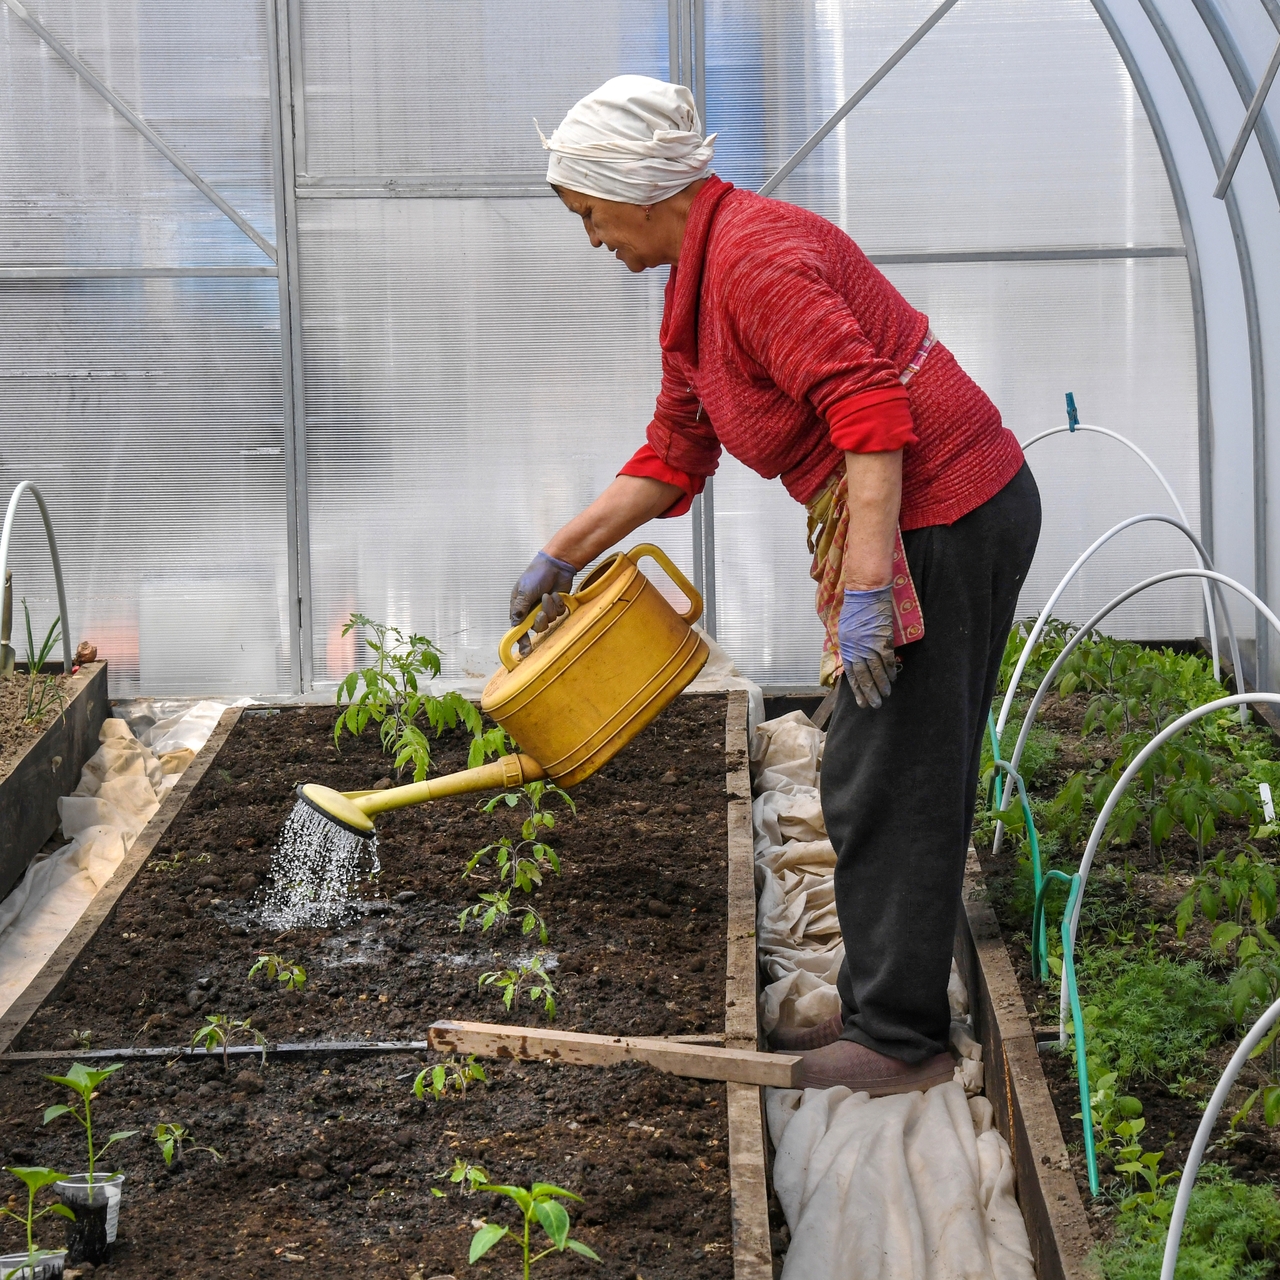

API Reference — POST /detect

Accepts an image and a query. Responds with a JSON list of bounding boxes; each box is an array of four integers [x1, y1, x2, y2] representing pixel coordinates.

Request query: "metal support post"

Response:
[[1213, 37, 1280, 200], [267, 0, 314, 691]]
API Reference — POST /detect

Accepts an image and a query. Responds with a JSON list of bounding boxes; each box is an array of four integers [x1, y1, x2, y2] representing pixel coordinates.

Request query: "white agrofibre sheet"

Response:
[[0, 701, 240, 1021], [751, 711, 1034, 1280]]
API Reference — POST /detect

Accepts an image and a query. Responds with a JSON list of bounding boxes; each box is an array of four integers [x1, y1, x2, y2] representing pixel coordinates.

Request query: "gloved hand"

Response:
[[838, 585, 898, 710], [511, 551, 576, 652]]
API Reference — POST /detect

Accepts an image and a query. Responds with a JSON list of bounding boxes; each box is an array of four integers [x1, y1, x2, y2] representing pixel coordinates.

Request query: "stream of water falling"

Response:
[[259, 800, 381, 928]]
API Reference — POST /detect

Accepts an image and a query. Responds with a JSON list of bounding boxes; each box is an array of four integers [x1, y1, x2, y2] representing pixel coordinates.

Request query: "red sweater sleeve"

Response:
[[720, 243, 918, 453], [618, 442, 705, 518]]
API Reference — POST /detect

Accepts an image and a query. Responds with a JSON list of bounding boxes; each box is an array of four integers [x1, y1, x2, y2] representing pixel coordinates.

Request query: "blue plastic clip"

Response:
[[1066, 392, 1079, 432]]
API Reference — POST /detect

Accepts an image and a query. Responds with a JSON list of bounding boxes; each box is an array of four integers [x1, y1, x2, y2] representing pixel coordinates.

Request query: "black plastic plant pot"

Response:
[[0, 1250, 66, 1279], [55, 1173, 124, 1266]]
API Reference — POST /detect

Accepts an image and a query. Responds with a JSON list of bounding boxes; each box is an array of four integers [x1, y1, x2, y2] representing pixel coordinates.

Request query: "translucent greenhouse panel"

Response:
[[714, 256, 1201, 686], [300, 198, 697, 684], [295, 0, 668, 182], [704, 0, 1181, 253], [0, 279, 292, 696], [0, 0, 275, 265]]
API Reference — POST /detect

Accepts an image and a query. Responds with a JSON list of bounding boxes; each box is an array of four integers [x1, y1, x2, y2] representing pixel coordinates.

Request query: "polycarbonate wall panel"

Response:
[[714, 257, 1200, 682], [300, 197, 696, 683], [706, 0, 1181, 253], [296, 0, 667, 183], [0, 280, 291, 695], [0, 0, 275, 264]]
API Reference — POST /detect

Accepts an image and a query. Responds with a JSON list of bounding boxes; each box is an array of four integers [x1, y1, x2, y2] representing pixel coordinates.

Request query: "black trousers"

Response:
[[820, 462, 1041, 1062]]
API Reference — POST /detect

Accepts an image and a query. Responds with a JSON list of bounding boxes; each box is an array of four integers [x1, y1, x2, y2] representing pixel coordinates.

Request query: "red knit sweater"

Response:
[[620, 176, 1024, 529]]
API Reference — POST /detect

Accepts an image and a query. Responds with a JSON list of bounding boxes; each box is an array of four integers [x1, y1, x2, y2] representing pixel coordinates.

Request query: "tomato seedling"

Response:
[[430, 1158, 489, 1197], [413, 1055, 487, 1102], [479, 955, 557, 1020], [152, 1123, 221, 1168], [248, 953, 307, 991], [191, 1014, 267, 1070]]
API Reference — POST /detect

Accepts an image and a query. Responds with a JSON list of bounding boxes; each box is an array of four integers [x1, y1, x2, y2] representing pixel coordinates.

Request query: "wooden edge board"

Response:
[[723, 690, 774, 1280], [427, 1020, 800, 1088], [0, 705, 244, 1056], [958, 847, 1100, 1280]]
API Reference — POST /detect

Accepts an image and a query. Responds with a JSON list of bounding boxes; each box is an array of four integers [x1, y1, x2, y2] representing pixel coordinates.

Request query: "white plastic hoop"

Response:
[[0, 481, 72, 670]]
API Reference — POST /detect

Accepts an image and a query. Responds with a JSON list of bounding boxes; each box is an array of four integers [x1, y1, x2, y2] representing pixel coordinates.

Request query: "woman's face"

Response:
[[555, 187, 669, 273]]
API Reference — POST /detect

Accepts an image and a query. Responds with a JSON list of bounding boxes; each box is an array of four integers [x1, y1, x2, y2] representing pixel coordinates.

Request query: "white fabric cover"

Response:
[[537, 74, 716, 204], [0, 703, 230, 1021], [750, 710, 1031, 1278]]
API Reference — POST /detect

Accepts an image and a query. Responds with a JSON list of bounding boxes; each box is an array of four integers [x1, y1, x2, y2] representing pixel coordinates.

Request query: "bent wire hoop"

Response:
[[993, 509, 1233, 747], [0, 480, 73, 670], [1030, 869, 1097, 1195], [995, 566, 1253, 865], [1017, 422, 1222, 685], [1160, 994, 1280, 1280], [1063, 692, 1280, 1039]]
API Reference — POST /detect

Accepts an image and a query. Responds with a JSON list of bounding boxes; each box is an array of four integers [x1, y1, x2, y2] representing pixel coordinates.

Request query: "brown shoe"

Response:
[[768, 1013, 844, 1052], [796, 1038, 955, 1095]]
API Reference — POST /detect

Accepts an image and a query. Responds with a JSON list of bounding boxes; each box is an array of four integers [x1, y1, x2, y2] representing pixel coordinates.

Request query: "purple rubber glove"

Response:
[[838, 585, 898, 710], [510, 551, 576, 649]]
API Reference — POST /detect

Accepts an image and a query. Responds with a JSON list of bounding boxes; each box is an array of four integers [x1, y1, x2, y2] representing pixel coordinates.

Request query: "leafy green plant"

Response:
[[466, 782, 576, 891], [1072, 955, 1229, 1089], [20, 600, 64, 724], [191, 1015, 267, 1070], [458, 892, 548, 945], [152, 1123, 221, 1167], [479, 955, 557, 1020], [469, 1181, 600, 1276], [413, 1055, 487, 1102], [430, 1158, 490, 1198], [1096, 1163, 1280, 1280], [1177, 847, 1278, 955], [0, 1167, 74, 1279], [248, 953, 307, 991], [42, 1062, 137, 1184], [334, 613, 485, 782]]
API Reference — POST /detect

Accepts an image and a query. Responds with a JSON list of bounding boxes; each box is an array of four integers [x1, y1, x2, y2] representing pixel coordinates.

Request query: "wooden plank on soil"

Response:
[[957, 846, 1100, 1280], [0, 705, 244, 1056], [722, 689, 774, 1280], [428, 1020, 800, 1086]]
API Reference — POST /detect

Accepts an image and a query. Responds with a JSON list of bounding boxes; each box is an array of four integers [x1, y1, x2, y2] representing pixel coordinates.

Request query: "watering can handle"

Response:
[[497, 593, 578, 672], [626, 543, 703, 625]]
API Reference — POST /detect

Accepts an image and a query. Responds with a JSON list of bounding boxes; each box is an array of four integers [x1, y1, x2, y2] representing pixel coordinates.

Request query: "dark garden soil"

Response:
[[0, 693, 736, 1277], [975, 679, 1280, 1239], [0, 669, 73, 779]]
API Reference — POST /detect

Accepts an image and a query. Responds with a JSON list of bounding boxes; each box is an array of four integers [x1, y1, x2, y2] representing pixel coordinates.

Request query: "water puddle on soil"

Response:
[[259, 800, 381, 929]]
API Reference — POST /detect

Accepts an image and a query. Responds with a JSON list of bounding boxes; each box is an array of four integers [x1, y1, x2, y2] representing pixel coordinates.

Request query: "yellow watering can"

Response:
[[298, 544, 709, 837]]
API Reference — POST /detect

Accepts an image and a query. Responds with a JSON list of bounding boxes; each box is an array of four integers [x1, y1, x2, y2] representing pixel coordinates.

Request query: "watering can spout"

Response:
[[296, 753, 547, 839]]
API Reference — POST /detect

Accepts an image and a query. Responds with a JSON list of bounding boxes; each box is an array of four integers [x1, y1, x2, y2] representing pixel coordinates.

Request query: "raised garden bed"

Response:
[[0, 691, 773, 1278], [973, 628, 1280, 1272], [0, 660, 107, 901]]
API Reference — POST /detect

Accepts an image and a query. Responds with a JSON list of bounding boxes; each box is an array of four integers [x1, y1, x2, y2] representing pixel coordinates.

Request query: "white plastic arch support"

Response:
[[1019, 422, 1220, 686], [1160, 994, 1280, 1280], [990, 532, 1243, 862], [0, 480, 73, 671]]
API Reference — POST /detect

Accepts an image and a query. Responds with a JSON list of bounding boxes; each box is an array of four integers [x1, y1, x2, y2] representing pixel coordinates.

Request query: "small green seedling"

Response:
[[333, 613, 483, 782], [469, 1181, 600, 1277], [0, 1167, 74, 1280], [466, 782, 576, 892], [429, 1158, 490, 1198], [20, 601, 64, 725], [413, 1055, 487, 1102], [248, 953, 307, 991], [458, 891, 548, 944], [42, 1062, 137, 1186], [191, 1014, 267, 1070], [152, 1123, 221, 1168], [479, 955, 556, 1021]]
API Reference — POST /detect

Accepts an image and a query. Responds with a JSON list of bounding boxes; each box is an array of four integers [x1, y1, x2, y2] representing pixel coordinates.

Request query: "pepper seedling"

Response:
[[152, 1123, 221, 1168], [430, 1158, 490, 1198], [248, 953, 307, 991], [413, 1055, 487, 1102], [469, 1181, 600, 1276], [191, 1015, 267, 1070], [42, 1062, 137, 1187], [0, 1166, 74, 1279]]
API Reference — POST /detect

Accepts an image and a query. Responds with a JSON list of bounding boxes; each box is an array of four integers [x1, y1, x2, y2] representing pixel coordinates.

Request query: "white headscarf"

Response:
[[536, 74, 716, 205]]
